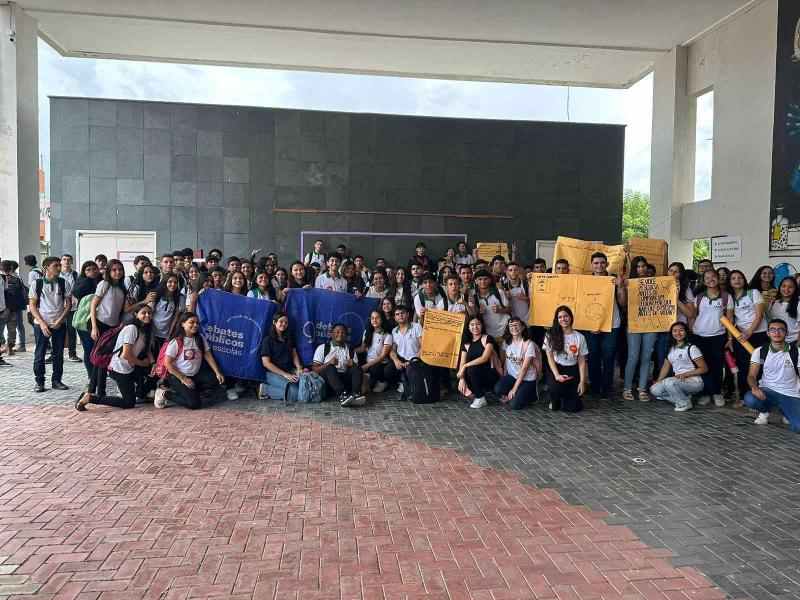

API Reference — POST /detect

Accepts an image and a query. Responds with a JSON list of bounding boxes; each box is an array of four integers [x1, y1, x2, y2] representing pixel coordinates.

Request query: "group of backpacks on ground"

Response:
[[0, 243, 798, 430]]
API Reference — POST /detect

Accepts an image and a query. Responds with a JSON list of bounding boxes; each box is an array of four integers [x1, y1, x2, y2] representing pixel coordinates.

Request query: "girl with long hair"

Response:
[[651, 322, 708, 411], [72, 260, 102, 378], [769, 276, 800, 343], [152, 273, 185, 356], [381, 297, 397, 331], [224, 271, 248, 296], [388, 268, 414, 315], [623, 258, 657, 401], [356, 310, 396, 393], [456, 315, 499, 409], [692, 269, 734, 407], [655, 262, 696, 373], [749, 265, 777, 304], [259, 311, 304, 400], [248, 271, 278, 302], [494, 317, 540, 410], [543, 306, 588, 412], [87, 259, 127, 399], [728, 269, 768, 395]]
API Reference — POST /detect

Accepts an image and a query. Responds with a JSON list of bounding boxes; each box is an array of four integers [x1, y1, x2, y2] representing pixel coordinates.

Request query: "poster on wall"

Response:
[[770, 0, 800, 256]]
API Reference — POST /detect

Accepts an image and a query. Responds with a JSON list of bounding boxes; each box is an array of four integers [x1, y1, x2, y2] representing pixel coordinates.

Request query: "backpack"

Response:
[[3, 274, 26, 311], [153, 336, 206, 380], [89, 323, 129, 370], [28, 277, 67, 326], [285, 372, 327, 403], [72, 294, 94, 332], [758, 343, 800, 378], [404, 357, 439, 404]]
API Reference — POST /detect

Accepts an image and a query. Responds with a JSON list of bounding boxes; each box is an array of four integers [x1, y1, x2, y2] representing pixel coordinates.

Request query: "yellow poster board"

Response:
[[627, 277, 678, 333], [628, 238, 669, 276], [475, 242, 509, 262], [420, 309, 465, 369], [552, 236, 626, 276], [528, 273, 615, 332]]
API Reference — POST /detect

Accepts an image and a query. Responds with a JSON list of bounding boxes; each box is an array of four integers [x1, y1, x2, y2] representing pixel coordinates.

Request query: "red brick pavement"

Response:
[[0, 406, 728, 600]]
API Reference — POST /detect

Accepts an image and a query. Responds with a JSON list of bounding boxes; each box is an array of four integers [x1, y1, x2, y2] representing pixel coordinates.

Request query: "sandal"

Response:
[[75, 392, 90, 412], [622, 389, 634, 401], [638, 390, 651, 402]]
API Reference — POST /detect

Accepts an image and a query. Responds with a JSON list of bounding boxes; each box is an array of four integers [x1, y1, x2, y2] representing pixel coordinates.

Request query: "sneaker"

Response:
[[372, 381, 388, 393], [226, 389, 239, 401], [674, 402, 692, 412], [783, 416, 790, 425], [0, 357, 11, 367], [154, 387, 169, 409], [713, 394, 725, 407], [340, 394, 354, 407], [67, 354, 82, 363], [470, 397, 487, 409], [45, 355, 53, 364], [33, 384, 45, 393], [622, 389, 634, 401], [351, 394, 367, 406], [696, 395, 711, 406], [396, 382, 404, 395], [51, 381, 69, 391], [754, 412, 770, 425]]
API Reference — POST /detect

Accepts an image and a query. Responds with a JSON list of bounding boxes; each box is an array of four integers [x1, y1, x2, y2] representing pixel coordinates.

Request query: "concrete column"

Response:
[[0, 4, 39, 263], [649, 46, 694, 266]]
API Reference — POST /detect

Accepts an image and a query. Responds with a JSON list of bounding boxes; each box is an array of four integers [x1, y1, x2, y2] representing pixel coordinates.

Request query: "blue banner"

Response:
[[196, 289, 278, 381], [284, 288, 380, 365]]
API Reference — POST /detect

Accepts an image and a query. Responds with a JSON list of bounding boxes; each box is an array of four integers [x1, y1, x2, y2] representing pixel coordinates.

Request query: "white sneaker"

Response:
[[340, 394, 353, 406], [146, 389, 156, 400], [470, 397, 487, 409], [783, 416, 790, 425], [754, 412, 769, 425], [696, 395, 711, 406], [372, 381, 387, 393], [713, 394, 725, 407], [351, 394, 367, 406], [226, 389, 239, 401], [674, 402, 692, 412], [396, 382, 404, 394], [154, 387, 168, 409]]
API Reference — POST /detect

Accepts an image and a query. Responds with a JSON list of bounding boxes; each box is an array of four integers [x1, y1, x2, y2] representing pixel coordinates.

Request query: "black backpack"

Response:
[[404, 357, 439, 404], [2, 274, 27, 312], [758, 344, 800, 378], [27, 277, 67, 325]]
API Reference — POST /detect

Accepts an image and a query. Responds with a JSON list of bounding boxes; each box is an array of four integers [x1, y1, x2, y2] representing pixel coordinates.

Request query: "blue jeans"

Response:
[[493, 374, 537, 410], [16, 310, 26, 347], [743, 388, 800, 432], [34, 324, 65, 385], [650, 376, 704, 408], [77, 329, 95, 379], [586, 327, 619, 397], [624, 331, 657, 391], [261, 371, 294, 400]]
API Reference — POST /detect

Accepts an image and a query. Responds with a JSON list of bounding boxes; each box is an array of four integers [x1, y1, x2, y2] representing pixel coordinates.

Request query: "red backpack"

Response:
[[89, 324, 128, 370], [153, 337, 183, 380]]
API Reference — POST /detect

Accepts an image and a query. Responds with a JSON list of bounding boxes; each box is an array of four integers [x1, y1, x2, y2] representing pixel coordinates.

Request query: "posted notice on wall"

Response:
[[475, 242, 509, 262], [627, 276, 677, 333], [528, 273, 615, 332], [552, 236, 626, 276], [420, 309, 465, 369], [711, 235, 742, 263]]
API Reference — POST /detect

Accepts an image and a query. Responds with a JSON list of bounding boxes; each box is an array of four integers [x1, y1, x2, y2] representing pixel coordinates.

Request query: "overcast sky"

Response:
[[38, 38, 663, 197]]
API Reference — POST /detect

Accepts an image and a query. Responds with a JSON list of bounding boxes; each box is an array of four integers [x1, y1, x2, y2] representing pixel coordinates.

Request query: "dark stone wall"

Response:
[[50, 97, 624, 265]]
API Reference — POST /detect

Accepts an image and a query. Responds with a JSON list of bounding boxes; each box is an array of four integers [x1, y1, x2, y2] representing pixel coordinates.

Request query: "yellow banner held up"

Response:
[[628, 238, 669, 276], [528, 273, 615, 332], [552, 236, 626, 276], [420, 309, 465, 369], [627, 276, 677, 333], [475, 242, 509, 263]]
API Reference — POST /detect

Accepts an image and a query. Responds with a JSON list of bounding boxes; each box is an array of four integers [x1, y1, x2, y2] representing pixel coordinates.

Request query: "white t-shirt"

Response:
[[109, 324, 145, 375], [693, 293, 734, 337], [364, 330, 393, 363], [314, 273, 347, 292], [476, 289, 510, 338], [304, 251, 325, 267], [61, 270, 77, 310], [502, 339, 538, 381], [733, 289, 767, 334], [505, 281, 530, 322], [29, 278, 67, 326], [392, 323, 423, 361], [751, 345, 800, 398], [27, 269, 42, 288], [445, 294, 467, 313], [313, 342, 352, 373], [543, 331, 588, 366], [166, 335, 206, 377], [152, 294, 185, 339], [667, 343, 703, 376], [414, 292, 446, 321], [366, 287, 387, 299], [94, 281, 127, 327], [676, 288, 695, 324], [769, 300, 799, 343], [454, 254, 475, 266]]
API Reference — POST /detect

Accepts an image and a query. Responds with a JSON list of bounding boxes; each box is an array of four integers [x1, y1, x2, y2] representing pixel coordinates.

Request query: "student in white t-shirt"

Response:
[[28, 257, 71, 393], [728, 269, 768, 397], [76, 304, 155, 411], [312, 323, 365, 406], [390, 305, 423, 395], [494, 317, 540, 410], [304, 240, 326, 269], [503, 262, 530, 322], [692, 269, 734, 408], [314, 255, 347, 293], [768, 277, 800, 343], [413, 274, 446, 325], [744, 318, 800, 431], [160, 312, 226, 410], [655, 262, 697, 376], [651, 322, 708, 412], [474, 270, 511, 339], [355, 311, 395, 394], [543, 306, 589, 412]]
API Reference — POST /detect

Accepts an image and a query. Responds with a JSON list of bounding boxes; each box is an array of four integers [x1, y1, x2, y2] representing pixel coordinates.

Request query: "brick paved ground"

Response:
[[2, 351, 800, 599]]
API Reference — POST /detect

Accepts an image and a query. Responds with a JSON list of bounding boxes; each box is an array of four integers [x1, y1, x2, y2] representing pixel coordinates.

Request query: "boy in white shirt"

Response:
[[314, 255, 347, 293], [28, 257, 71, 393], [390, 305, 423, 395], [312, 323, 365, 406]]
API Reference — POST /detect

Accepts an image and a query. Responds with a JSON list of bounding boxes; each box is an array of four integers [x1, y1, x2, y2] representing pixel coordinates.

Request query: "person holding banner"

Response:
[[623, 258, 658, 402], [729, 270, 768, 396], [768, 277, 800, 343], [693, 269, 734, 407], [260, 311, 304, 400], [650, 322, 708, 411], [554, 259, 570, 274], [312, 323, 366, 406], [744, 318, 800, 431], [503, 262, 530, 323], [494, 317, 541, 410], [248, 271, 279, 302], [414, 274, 446, 325], [457, 316, 499, 409], [543, 306, 588, 412], [356, 310, 396, 393], [443, 276, 471, 316]]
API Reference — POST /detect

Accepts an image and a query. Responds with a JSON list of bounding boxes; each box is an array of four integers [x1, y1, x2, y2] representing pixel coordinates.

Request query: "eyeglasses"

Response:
[[768, 327, 787, 333]]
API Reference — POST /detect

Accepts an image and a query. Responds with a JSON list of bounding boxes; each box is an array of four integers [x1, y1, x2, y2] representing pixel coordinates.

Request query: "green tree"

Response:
[[622, 190, 650, 242], [693, 239, 710, 269]]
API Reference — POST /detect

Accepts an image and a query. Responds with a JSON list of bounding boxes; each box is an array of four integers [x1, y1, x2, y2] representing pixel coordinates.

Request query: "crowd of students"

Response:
[[0, 242, 798, 430]]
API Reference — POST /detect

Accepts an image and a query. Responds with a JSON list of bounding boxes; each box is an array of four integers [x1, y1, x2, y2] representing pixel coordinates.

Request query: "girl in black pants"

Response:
[[356, 310, 397, 393], [88, 259, 127, 399], [75, 305, 154, 410], [728, 270, 768, 396], [543, 306, 589, 412], [457, 316, 499, 409]]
